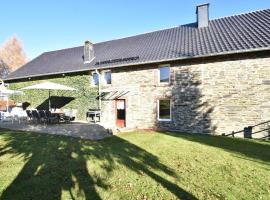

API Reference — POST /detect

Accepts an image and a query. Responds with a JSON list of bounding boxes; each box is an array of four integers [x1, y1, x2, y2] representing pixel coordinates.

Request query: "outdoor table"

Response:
[[51, 112, 73, 123], [51, 112, 65, 122]]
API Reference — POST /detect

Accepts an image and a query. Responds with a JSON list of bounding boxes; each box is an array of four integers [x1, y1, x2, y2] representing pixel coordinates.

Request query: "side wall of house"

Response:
[[100, 54, 270, 137]]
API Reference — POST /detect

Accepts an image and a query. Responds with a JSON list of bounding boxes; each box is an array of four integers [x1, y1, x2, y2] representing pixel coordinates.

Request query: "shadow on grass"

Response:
[[0, 129, 197, 200], [160, 131, 270, 164]]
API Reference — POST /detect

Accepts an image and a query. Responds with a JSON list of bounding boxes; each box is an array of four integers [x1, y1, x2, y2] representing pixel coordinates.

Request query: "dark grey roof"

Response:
[[6, 9, 270, 80], [0, 60, 9, 79]]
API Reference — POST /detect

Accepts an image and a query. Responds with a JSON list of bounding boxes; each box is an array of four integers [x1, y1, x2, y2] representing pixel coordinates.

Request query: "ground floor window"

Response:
[[158, 99, 171, 121]]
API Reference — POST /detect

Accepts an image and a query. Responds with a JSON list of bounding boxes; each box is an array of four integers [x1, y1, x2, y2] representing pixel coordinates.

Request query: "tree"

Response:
[[0, 35, 28, 73]]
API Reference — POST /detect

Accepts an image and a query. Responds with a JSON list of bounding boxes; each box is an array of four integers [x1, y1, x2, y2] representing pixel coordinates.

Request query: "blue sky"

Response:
[[1, 0, 270, 59]]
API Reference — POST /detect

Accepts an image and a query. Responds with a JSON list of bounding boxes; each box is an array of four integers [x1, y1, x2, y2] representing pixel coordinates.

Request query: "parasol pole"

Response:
[[49, 89, 51, 111], [6, 96, 9, 112]]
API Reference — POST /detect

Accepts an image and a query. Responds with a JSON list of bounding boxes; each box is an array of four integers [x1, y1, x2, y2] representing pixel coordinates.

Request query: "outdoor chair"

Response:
[[44, 110, 59, 124], [0, 111, 12, 122], [38, 110, 48, 124], [0, 111, 4, 121], [71, 109, 77, 121], [26, 110, 33, 123], [63, 109, 74, 123], [31, 110, 41, 123]]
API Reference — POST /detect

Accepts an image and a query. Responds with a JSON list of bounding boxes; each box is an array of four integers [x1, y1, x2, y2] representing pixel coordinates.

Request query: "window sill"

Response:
[[157, 118, 171, 122], [157, 82, 171, 86]]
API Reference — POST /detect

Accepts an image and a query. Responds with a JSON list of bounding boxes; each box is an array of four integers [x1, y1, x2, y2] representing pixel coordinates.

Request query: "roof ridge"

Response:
[[211, 8, 270, 22]]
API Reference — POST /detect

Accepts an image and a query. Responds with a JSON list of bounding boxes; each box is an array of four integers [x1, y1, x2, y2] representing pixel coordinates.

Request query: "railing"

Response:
[[222, 120, 270, 139]]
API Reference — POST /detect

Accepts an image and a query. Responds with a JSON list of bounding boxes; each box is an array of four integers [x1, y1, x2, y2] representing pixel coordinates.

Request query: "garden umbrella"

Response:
[[21, 81, 77, 110]]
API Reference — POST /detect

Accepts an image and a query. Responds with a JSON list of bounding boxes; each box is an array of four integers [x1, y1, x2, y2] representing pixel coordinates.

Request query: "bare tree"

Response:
[[0, 35, 28, 73]]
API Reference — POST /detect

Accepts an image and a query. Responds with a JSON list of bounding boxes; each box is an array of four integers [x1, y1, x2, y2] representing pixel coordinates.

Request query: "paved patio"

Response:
[[0, 121, 112, 140]]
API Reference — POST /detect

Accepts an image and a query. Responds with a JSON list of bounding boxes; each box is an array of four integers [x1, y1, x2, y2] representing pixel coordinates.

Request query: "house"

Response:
[[0, 60, 9, 79], [5, 4, 270, 136]]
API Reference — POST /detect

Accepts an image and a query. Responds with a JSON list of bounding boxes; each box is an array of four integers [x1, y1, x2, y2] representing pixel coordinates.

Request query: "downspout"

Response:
[[95, 69, 101, 111]]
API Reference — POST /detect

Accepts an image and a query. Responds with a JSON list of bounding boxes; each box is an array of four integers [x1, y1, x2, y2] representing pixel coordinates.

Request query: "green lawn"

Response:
[[0, 129, 269, 200]]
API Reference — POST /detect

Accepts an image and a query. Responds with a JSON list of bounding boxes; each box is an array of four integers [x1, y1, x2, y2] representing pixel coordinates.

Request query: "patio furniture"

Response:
[[86, 109, 101, 123], [63, 109, 72, 123], [0, 82, 24, 112], [31, 110, 41, 123], [0, 111, 12, 121], [26, 110, 34, 123], [10, 107, 27, 124], [62, 109, 77, 123], [45, 110, 60, 124], [72, 109, 77, 120], [38, 110, 49, 124]]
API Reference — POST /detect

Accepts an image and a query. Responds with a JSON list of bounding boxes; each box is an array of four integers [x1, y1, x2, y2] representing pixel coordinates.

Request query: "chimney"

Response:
[[196, 3, 209, 28], [84, 40, 95, 63]]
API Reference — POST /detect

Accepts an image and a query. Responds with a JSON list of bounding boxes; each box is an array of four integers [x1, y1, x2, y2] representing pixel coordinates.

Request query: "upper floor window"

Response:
[[104, 71, 111, 85], [92, 72, 99, 86], [159, 65, 170, 83]]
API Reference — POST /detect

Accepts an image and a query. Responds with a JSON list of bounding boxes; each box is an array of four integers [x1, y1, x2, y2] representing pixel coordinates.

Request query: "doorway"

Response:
[[116, 99, 126, 128]]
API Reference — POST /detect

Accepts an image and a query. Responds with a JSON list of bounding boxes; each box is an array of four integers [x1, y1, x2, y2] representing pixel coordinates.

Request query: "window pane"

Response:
[[159, 67, 170, 83], [104, 71, 111, 84], [159, 100, 171, 120], [93, 73, 99, 85]]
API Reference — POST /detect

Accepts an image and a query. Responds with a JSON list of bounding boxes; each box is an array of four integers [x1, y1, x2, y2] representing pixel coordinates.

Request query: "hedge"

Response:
[[9, 74, 98, 120]]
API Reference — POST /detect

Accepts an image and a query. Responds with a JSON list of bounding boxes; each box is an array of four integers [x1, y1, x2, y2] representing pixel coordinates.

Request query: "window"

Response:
[[159, 66, 170, 83], [158, 99, 171, 121], [104, 71, 111, 84], [92, 73, 99, 86]]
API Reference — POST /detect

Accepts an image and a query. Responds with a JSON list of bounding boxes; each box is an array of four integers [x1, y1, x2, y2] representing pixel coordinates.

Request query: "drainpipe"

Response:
[[95, 69, 101, 111]]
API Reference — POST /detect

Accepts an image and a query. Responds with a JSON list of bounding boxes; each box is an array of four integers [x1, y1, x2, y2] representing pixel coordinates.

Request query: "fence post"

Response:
[[268, 124, 270, 140], [232, 131, 235, 137], [244, 126, 253, 139]]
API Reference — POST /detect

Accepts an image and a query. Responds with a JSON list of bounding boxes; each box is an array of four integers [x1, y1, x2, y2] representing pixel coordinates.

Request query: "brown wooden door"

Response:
[[116, 99, 126, 128]]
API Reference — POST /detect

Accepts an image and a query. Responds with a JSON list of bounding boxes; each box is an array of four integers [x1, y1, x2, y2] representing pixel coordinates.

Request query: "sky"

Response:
[[1, 0, 270, 59]]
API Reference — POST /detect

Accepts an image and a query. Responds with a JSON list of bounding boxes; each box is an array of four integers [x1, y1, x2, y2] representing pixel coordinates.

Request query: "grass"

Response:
[[0, 129, 269, 200]]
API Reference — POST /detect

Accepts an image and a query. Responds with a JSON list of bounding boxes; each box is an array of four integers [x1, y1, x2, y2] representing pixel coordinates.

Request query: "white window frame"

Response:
[[91, 71, 99, 86], [158, 64, 170, 84], [157, 99, 172, 121], [103, 70, 112, 85]]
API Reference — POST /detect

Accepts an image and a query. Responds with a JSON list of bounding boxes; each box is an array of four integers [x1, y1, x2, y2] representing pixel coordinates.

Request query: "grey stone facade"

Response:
[[97, 52, 270, 138]]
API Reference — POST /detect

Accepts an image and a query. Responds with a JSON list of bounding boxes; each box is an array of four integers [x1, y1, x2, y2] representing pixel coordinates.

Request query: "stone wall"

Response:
[[100, 52, 270, 138], [100, 65, 171, 129], [198, 55, 270, 137], [8, 51, 270, 138]]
